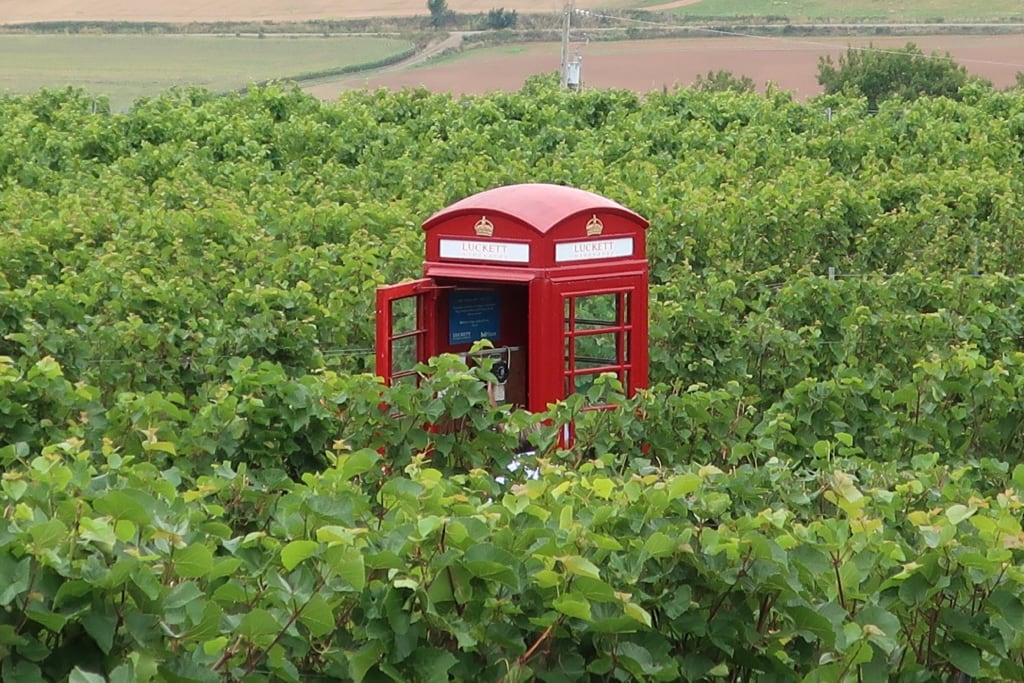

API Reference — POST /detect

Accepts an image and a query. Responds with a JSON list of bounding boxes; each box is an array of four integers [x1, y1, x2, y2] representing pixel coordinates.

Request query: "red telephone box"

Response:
[[376, 183, 649, 414]]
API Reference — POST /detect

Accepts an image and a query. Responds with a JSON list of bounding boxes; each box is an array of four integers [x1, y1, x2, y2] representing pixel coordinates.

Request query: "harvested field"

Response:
[[312, 34, 1024, 100], [4, 0, 1024, 104], [0, 0, 622, 24], [2, 0, 1020, 22]]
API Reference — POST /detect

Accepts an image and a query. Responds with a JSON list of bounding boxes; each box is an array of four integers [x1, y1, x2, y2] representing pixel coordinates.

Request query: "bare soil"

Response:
[[311, 34, 1024, 100], [5, 0, 1023, 102], [640, 0, 707, 11], [0, 0, 620, 24]]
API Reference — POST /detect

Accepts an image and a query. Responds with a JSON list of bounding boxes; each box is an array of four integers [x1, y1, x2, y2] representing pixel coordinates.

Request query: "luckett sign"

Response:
[[438, 238, 531, 263], [555, 236, 634, 262]]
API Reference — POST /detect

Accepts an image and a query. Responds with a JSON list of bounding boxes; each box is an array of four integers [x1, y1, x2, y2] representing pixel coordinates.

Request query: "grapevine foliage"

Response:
[[3, 81, 1024, 681]]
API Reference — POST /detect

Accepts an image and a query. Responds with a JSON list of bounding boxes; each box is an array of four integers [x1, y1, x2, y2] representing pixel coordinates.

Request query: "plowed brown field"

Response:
[[312, 34, 1024, 100], [0, 0, 624, 23], [4, 0, 1023, 101]]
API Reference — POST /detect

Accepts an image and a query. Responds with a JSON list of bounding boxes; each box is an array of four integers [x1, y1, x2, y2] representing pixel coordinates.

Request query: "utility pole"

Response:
[[559, 3, 572, 89]]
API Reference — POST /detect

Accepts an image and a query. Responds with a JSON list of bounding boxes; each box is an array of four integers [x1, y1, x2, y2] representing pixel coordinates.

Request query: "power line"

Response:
[[11, 347, 377, 369]]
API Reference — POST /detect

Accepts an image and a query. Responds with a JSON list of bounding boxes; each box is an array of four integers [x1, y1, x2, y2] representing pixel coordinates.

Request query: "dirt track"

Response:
[[640, 0, 705, 11]]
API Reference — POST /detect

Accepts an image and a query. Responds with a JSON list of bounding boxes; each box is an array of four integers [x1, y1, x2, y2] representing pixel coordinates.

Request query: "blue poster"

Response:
[[449, 290, 501, 345]]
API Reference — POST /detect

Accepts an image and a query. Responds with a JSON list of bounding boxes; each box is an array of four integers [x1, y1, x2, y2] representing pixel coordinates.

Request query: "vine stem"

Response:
[[16, 558, 39, 632], [835, 640, 866, 682], [520, 623, 555, 663], [708, 550, 752, 622], [831, 551, 847, 610], [506, 615, 565, 677], [231, 573, 327, 677], [212, 634, 244, 672]]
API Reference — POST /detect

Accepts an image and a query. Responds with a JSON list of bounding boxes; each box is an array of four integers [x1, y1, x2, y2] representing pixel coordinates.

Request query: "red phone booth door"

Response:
[[553, 275, 648, 402], [375, 278, 438, 386]]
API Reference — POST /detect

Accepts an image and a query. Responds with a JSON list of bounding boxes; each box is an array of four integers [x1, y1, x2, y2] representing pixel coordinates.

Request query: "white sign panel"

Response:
[[439, 238, 530, 264], [555, 237, 634, 263]]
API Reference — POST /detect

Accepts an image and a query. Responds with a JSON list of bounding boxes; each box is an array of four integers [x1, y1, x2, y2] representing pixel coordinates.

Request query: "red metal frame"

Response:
[[375, 183, 650, 442], [374, 278, 437, 386], [550, 274, 649, 403]]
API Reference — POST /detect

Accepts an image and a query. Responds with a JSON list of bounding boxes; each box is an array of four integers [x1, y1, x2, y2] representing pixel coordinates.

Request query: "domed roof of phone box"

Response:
[[423, 183, 649, 235]]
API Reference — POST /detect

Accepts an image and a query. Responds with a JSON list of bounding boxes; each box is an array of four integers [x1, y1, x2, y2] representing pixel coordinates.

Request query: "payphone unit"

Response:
[[375, 183, 649, 415]]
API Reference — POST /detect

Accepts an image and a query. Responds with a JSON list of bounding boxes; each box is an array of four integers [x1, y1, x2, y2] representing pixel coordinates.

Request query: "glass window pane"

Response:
[[572, 369, 627, 403], [573, 293, 618, 327], [393, 373, 419, 388], [562, 289, 634, 402], [574, 373, 596, 395], [391, 336, 418, 374], [391, 296, 418, 335], [574, 332, 617, 365]]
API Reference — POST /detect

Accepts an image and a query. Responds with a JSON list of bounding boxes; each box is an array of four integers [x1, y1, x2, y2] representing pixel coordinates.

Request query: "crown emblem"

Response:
[[585, 214, 604, 236], [474, 216, 495, 237]]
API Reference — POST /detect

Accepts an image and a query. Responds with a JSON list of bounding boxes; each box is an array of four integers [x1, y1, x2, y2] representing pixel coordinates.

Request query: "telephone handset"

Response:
[[470, 345, 515, 404], [492, 359, 510, 384], [488, 348, 512, 402]]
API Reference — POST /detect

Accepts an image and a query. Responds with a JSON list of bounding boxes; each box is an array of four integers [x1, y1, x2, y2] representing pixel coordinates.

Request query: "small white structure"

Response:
[[566, 55, 582, 91]]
